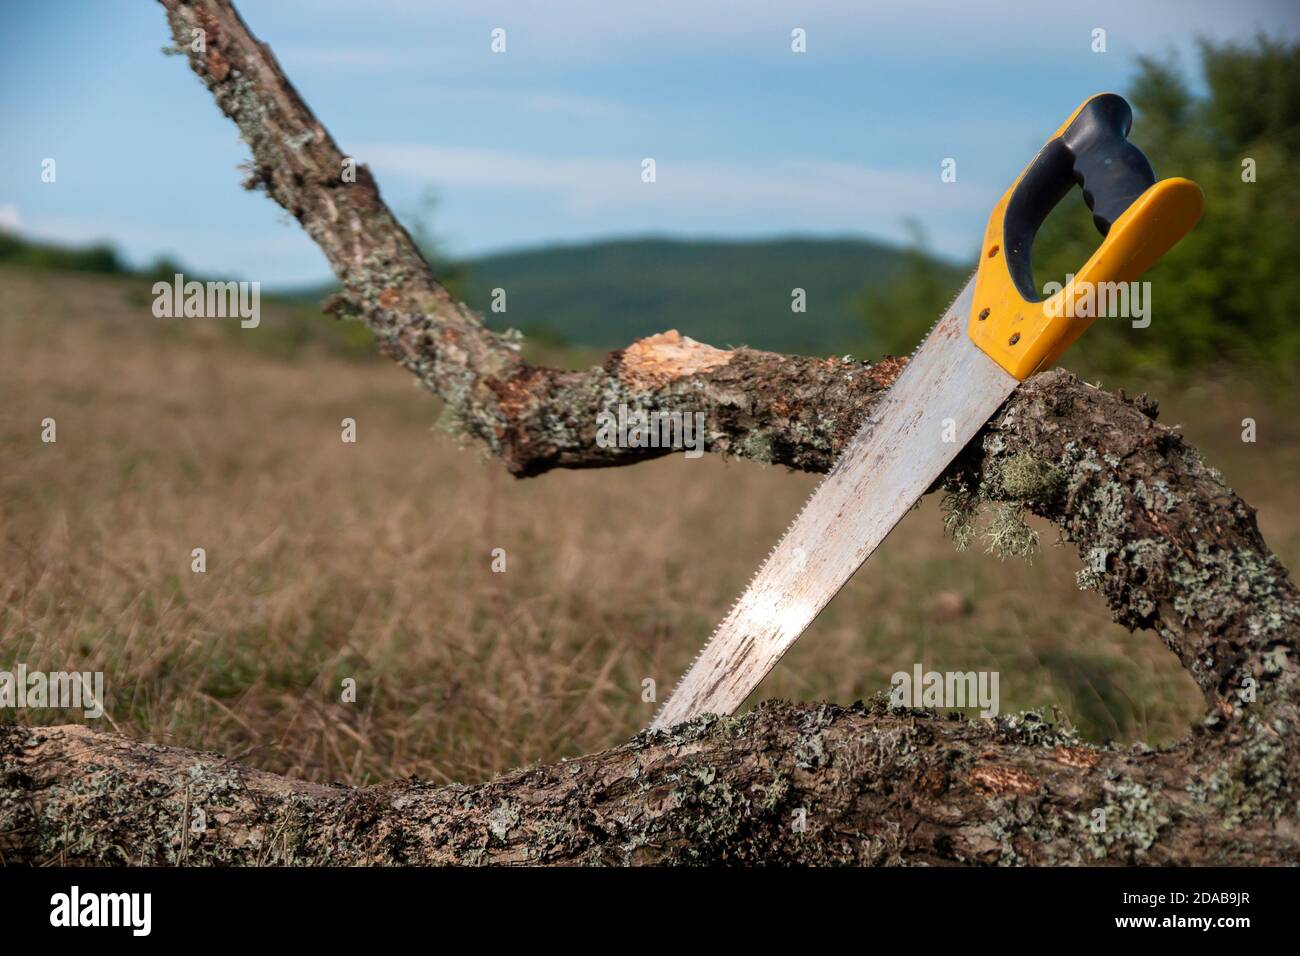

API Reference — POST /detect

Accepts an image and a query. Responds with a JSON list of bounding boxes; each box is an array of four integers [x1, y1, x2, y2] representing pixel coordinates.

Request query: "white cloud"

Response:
[[421, 89, 629, 119], [359, 142, 991, 234], [0, 205, 21, 233], [274, 46, 422, 71]]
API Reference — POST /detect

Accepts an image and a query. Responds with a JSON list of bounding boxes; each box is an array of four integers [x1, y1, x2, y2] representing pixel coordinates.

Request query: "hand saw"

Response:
[[650, 93, 1202, 730]]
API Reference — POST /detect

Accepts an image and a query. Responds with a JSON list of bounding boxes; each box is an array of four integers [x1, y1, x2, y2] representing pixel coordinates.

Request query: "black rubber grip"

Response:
[[1002, 93, 1157, 302]]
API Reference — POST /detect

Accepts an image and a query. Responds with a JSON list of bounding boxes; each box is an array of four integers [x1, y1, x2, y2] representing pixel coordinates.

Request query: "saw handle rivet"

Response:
[[987, 245, 1000, 258], [978, 308, 990, 321], [1009, 332, 1021, 345]]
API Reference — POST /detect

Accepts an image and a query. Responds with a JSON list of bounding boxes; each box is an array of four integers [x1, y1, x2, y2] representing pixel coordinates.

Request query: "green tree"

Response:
[[1033, 36, 1300, 380], [862, 36, 1300, 382]]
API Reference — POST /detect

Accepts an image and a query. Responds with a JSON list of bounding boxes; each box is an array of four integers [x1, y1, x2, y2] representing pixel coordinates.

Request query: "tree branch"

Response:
[[157, 0, 910, 477], [4, 695, 1297, 865], [10, 0, 1285, 865]]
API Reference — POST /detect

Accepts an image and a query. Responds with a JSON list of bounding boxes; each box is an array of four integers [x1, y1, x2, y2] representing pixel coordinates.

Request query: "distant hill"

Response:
[[1, 231, 966, 358], [458, 236, 962, 356], [0, 232, 125, 275]]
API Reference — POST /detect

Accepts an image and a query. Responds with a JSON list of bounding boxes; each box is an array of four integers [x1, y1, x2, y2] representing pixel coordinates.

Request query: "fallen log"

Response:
[[3, 690, 1296, 865]]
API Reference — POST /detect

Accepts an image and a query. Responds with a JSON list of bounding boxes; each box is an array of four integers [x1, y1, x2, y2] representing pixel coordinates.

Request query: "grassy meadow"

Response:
[[2, 266, 1297, 786]]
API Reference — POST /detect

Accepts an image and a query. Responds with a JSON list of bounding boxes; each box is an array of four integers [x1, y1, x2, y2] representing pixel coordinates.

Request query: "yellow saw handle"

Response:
[[969, 92, 1203, 380]]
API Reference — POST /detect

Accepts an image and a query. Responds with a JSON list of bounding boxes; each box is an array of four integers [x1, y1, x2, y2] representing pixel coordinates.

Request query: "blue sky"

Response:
[[1, 0, 1296, 286]]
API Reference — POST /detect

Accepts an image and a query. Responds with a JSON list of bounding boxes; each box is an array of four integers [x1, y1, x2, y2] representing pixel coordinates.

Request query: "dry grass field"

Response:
[[2, 266, 1297, 786]]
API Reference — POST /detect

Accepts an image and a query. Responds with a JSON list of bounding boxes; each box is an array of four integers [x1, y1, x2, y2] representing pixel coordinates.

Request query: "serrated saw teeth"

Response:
[[650, 94, 1200, 730]]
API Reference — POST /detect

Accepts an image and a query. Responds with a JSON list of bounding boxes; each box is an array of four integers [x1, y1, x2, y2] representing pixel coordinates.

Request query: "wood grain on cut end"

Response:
[[617, 330, 734, 390]]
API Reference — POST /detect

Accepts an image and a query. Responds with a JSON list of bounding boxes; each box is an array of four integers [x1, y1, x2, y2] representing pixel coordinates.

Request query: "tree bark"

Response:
[[3, 690, 1297, 865], [2, 0, 1292, 866]]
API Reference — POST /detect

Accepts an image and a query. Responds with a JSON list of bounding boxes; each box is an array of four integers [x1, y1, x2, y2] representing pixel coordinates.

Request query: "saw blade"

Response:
[[650, 277, 1017, 730]]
